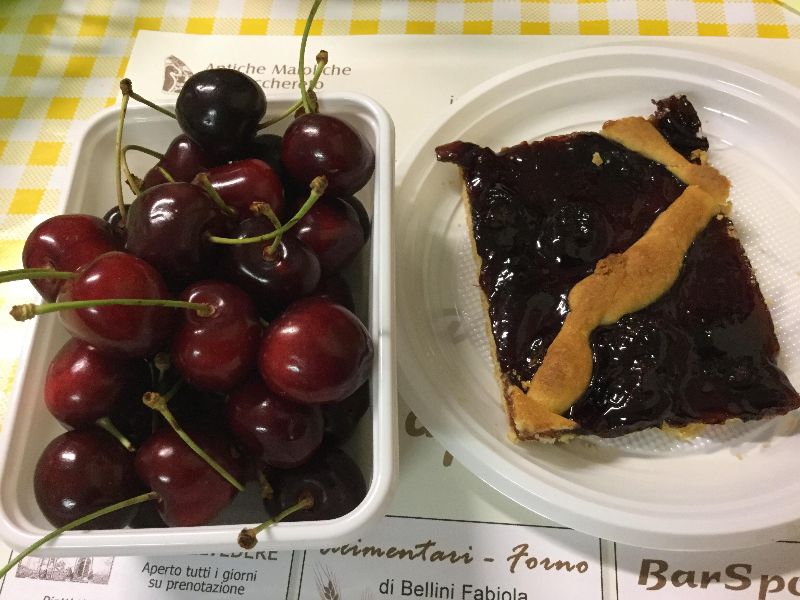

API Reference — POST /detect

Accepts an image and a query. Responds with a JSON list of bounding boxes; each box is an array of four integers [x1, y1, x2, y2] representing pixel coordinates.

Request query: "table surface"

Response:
[[0, 0, 799, 469]]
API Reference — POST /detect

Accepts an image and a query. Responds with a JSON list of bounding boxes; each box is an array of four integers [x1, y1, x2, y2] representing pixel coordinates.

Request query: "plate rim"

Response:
[[395, 44, 800, 551]]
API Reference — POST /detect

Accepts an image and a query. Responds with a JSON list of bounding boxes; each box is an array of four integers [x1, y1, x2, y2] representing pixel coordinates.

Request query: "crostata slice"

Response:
[[436, 96, 800, 441]]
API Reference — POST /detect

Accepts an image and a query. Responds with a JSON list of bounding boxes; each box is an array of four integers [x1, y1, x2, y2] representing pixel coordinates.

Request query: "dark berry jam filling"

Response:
[[436, 97, 799, 437]]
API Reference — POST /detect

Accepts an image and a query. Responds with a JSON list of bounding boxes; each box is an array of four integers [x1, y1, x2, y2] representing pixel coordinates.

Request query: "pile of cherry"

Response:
[[4, 50, 377, 554]]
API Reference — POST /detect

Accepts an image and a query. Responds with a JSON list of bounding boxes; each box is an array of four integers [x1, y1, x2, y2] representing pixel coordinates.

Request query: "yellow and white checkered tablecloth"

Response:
[[0, 0, 799, 424]]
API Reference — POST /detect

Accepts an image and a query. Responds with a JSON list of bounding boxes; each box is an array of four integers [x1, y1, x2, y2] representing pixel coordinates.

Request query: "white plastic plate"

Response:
[[396, 46, 800, 551], [0, 93, 397, 556]]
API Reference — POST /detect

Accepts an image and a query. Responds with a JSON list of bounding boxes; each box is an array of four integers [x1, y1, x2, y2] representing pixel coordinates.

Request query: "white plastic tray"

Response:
[[396, 46, 800, 551], [0, 93, 397, 556]]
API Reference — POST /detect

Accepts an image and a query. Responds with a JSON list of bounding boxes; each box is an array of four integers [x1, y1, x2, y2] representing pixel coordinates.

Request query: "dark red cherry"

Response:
[[291, 195, 366, 274], [176, 69, 266, 160], [342, 195, 371, 242], [171, 280, 262, 393], [281, 113, 375, 197], [22, 214, 122, 302], [221, 217, 321, 317], [44, 338, 149, 429], [124, 182, 231, 288], [102, 204, 129, 242], [264, 446, 366, 522], [194, 159, 284, 221], [141, 133, 212, 190], [34, 428, 144, 529], [258, 297, 373, 404], [134, 427, 243, 527], [226, 377, 323, 469], [57, 251, 176, 358]]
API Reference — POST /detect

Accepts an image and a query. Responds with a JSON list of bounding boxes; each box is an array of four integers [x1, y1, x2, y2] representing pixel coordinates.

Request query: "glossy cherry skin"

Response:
[[226, 377, 323, 469], [34, 428, 144, 528], [44, 338, 149, 428], [194, 159, 284, 221], [124, 182, 231, 288], [57, 251, 176, 358], [291, 195, 367, 274], [264, 446, 366, 522], [141, 133, 212, 190], [171, 280, 262, 393], [176, 68, 266, 160], [258, 297, 373, 404], [281, 113, 375, 198], [134, 426, 243, 527], [22, 214, 122, 302], [221, 217, 321, 317]]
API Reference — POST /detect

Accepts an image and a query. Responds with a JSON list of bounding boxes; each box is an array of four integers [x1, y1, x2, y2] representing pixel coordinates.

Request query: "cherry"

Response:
[[102, 204, 129, 242], [134, 426, 243, 527], [44, 337, 149, 431], [226, 377, 323, 469], [281, 113, 374, 198], [258, 297, 373, 404], [49, 251, 176, 358], [194, 158, 284, 222], [176, 69, 266, 160], [124, 181, 231, 287], [321, 383, 370, 445], [141, 133, 212, 190], [221, 217, 321, 317], [22, 214, 122, 302], [291, 194, 367, 274], [264, 446, 366, 522], [34, 428, 144, 528], [171, 280, 262, 393], [342, 195, 371, 242]]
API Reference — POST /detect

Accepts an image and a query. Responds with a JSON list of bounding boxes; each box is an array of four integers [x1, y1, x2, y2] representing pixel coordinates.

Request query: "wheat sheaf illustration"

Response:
[[313, 564, 376, 600], [315, 565, 341, 600]]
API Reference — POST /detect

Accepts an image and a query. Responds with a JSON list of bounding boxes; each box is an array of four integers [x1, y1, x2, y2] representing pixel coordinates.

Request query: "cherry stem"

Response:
[[157, 166, 175, 183], [143, 391, 245, 492], [299, 0, 324, 114], [123, 144, 164, 161], [120, 78, 176, 120], [96, 416, 135, 452], [258, 51, 328, 130], [10, 299, 214, 322], [118, 131, 142, 198], [250, 202, 283, 255], [0, 491, 158, 581], [208, 176, 327, 246], [237, 492, 314, 549], [0, 268, 75, 285], [114, 85, 130, 224], [195, 173, 236, 216]]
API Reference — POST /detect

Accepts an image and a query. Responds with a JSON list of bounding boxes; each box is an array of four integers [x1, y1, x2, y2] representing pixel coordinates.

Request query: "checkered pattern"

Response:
[[0, 0, 798, 423]]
